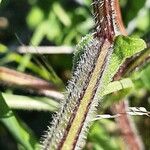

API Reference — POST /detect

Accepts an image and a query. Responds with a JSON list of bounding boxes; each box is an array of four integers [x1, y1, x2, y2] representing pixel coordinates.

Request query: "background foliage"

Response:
[[0, 0, 150, 149]]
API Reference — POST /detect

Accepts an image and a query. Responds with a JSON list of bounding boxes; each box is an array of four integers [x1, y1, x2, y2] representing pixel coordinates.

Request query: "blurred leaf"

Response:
[[0, 51, 63, 84], [46, 11, 61, 42], [123, 0, 146, 24], [0, 53, 49, 80], [26, 6, 44, 29], [30, 21, 47, 45], [2, 93, 58, 112], [0, 43, 8, 52], [63, 29, 77, 44], [137, 8, 149, 31], [86, 120, 122, 150], [53, 2, 71, 27], [76, 18, 93, 34], [0, 92, 38, 150], [17, 54, 32, 72], [140, 65, 150, 91], [82, 0, 92, 6]]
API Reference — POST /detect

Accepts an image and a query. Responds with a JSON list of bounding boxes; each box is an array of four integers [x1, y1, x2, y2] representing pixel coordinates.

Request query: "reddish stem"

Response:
[[112, 101, 144, 150]]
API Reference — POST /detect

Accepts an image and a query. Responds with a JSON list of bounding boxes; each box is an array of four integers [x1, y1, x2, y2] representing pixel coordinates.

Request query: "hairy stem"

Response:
[[41, 0, 126, 149]]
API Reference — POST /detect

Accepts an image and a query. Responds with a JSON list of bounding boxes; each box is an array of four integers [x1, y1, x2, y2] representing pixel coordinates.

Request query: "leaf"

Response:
[[102, 78, 134, 96], [53, 2, 71, 27], [140, 65, 150, 91], [30, 21, 48, 45], [0, 92, 38, 150], [2, 93, 59, 112], [17, 54, 32, 72], [137, 8, 149, 31], [26, 6, 44, 29], [0, 52, 52, 81], [0, 43, 8, 52], [114, 35, 147, 59], [86, 121, 121, 150], [46, 11, 61, 42]]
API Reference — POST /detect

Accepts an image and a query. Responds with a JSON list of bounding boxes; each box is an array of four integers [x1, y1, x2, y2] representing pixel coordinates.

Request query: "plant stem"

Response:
[[41, 0, 126, 149], [112, 101, 144, 150], [0, 67, 64, 100]]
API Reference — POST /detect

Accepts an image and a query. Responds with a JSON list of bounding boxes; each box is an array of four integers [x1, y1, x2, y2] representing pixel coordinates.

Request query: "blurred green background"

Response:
[[0, 0, 150, 149]]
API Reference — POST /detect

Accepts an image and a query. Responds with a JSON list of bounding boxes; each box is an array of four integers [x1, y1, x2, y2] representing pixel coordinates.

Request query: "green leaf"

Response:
[[17, 54, 32, 72], [53, 2, 71, 27], [46, 12, 61, 42], [114, 35, 147, 59], [0, 43, 8, 52], [137, 8, 149, 31], [26, 6, 44, 29], [108, 35, 147, 75], [140, 65, 150, 91], [0, 92, 38, 150], [2, 93, 58, 112], [102, 78, 134, 96], [86, 121, 121, 150], [30, 21, 48, 45]]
